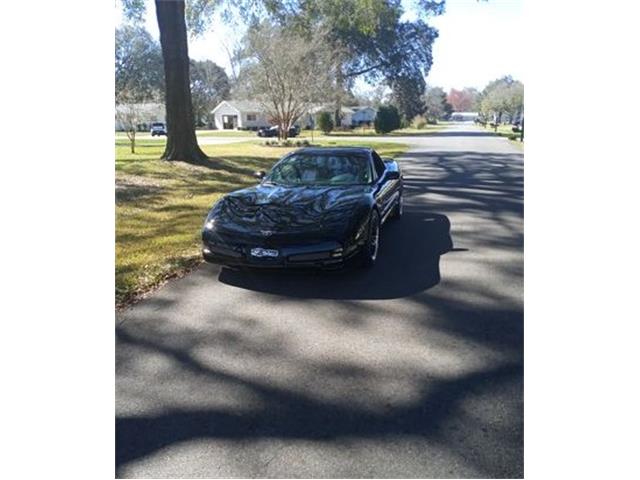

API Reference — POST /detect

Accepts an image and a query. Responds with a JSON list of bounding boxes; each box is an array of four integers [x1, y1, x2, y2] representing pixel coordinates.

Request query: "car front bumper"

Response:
[[201, 237, 362, 269]]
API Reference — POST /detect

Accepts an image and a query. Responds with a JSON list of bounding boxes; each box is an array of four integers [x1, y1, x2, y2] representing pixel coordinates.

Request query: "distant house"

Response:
[[305, 105, 377, 128], [450, 112, 479, 122], [115, 102, 165, 131], [210, 100, 271, 130], [310, 105, 355, 127], [351, 106, 377, 126], [210, 100, 378, 130]]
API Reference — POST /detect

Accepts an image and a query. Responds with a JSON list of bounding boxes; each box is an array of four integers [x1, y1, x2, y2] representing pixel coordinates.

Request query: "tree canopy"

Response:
[[190, 60, 230, 126], [263, 0, 443, 123], [447, 87, 479, 112], [391, 71, 427, 122], [424, 86, 452, 122], [236, 22, 333, 139], [478, 76, 524, 123], [115, 24, 164, 103]]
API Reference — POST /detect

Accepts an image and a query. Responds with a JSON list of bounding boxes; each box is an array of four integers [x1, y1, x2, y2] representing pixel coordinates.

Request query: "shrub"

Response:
[[295, 140, 302, 147], [302, 139, 310, 146], [317, 111, 334, 134], [411, 115, 428, 129], [374, 105, 401, 133]]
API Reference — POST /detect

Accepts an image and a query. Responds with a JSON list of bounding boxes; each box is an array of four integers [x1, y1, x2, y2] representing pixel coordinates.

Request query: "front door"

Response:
[[222, 115, 237, 130]]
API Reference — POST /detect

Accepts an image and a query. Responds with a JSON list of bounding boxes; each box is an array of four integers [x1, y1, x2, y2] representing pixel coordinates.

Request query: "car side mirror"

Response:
[[254, 170, 266, 180], [385, 170, 400, 180]]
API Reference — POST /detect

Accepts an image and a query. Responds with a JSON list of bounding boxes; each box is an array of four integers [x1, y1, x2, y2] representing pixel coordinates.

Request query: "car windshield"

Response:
[[266, 153, 372, 186]]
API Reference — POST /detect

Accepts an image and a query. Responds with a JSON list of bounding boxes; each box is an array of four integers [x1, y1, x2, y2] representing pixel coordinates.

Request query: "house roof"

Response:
[[212, 100, 264, 114], [308, 104, 358, 114]]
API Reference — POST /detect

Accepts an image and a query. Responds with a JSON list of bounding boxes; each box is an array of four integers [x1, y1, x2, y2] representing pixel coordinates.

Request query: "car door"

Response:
[[371, 151, 400, 220]]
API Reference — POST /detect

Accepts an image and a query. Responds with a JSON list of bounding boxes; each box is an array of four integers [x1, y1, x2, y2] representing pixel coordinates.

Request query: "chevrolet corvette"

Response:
[[202, 146, 403, 269]]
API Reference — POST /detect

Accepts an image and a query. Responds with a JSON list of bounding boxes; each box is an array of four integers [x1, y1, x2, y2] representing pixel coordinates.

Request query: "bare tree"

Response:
[[237, 23, 333, 140], [115, 96, 144, 154]]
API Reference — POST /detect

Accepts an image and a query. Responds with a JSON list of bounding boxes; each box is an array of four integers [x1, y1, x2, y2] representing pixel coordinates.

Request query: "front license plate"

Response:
[[250, 247, 279, 258]]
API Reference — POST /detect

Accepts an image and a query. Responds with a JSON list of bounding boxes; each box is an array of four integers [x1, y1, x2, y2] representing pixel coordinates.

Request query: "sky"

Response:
[[426, 0, 523, 90], [116, 0, 523, 93]]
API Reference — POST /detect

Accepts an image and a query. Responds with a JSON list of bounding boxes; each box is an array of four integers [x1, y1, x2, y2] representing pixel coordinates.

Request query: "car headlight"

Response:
[[204, 218, 216, 230]]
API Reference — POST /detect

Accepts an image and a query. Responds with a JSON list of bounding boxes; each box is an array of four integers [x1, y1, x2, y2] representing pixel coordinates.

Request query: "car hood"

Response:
[[211, 184, 372, 234]]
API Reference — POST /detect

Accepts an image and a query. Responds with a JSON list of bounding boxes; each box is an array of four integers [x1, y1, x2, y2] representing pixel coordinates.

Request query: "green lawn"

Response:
[[195, 129, 256, 137], [115, 137, 408, 307], [298, 124, 446, 138], [482, 123, 524, 146], [116, 130, 255, 139], [117, 124, 447, 141]]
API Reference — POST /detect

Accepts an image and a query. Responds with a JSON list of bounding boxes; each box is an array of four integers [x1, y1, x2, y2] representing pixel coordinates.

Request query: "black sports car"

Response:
[[202, 147, 403, 269], [257, 125, 300, 138]]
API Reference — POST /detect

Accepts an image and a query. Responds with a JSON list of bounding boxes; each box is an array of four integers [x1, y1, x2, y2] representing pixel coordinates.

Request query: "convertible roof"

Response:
[[294, 146, 372, 155]]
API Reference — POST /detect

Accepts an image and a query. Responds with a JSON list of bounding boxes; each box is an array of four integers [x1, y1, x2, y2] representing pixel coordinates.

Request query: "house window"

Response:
[[247, 114, 257, 121]]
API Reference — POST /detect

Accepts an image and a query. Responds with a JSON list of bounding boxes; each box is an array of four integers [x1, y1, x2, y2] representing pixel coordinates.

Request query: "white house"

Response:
[[305, 104, 377, 128], [351, 106, 377, 126], [301, 104, 378, 127], [211, 100, 271, 130], [450, 112, 479, 122], [210, 100, 378, 130]]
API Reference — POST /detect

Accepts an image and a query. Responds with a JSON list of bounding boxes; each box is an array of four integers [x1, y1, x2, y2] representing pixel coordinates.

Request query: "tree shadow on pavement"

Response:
[[116, 319, 523, 477]]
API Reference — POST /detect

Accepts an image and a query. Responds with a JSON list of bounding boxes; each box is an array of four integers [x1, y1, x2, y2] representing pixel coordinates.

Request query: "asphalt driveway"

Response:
[[116, 124, 524, 478]]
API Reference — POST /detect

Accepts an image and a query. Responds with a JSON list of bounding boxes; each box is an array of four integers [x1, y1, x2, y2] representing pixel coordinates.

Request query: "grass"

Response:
[[298, 123, 446, 138], [117, 123, 448, 141], [195, 129, 256, 137], [116, 130, 255, 140], [480, 123, 524, 147], [115, 137, 408, 308]]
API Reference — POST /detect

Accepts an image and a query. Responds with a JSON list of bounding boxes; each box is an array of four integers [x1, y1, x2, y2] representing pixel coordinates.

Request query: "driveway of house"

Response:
[[116, 123, 524, 478]]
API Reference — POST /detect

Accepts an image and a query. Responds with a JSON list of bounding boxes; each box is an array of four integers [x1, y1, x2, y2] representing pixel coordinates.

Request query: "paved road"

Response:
[[116, 124, 524, 478]]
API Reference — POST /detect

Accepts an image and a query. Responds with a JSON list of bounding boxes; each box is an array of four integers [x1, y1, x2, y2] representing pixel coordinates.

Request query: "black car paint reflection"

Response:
[[202, 147, 403, 268]]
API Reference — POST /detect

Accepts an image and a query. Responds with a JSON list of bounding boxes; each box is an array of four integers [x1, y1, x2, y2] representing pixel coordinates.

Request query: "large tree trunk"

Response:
[[154, 0, 208, 164]]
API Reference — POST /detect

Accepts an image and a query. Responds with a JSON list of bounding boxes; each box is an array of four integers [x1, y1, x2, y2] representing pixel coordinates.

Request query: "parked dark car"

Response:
[[150, 122, 166, 136], [202, 147, 403, 269], [257, 125, 299, 138]]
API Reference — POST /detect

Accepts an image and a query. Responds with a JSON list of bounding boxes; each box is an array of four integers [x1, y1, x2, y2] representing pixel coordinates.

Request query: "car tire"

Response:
[[358, 210, 380, 268], [390, 191, 403, 220]]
